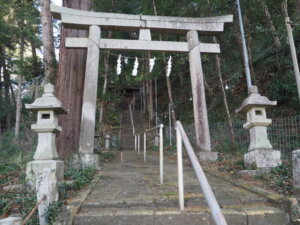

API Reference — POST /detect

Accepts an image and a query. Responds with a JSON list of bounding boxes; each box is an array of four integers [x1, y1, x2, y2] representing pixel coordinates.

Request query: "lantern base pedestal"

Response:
[[244, 149, 281, 169], [198, 151, 218, 162], [26, 160, 64, 189], [73, 153, 101, 169]]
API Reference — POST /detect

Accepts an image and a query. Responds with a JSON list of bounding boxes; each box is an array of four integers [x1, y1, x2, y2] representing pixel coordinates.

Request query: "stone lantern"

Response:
[[25, 83, 67, 187], [236, 86, 281, 169]]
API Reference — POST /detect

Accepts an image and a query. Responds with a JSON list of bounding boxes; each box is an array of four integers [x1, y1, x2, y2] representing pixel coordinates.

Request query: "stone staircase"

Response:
[[72, 151, 291, 225], [120, 110, 146, 150]]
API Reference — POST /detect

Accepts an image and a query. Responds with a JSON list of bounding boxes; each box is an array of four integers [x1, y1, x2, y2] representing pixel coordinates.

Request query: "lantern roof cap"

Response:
[[236, 86, 277, 114], [25, 83, 68, 114]]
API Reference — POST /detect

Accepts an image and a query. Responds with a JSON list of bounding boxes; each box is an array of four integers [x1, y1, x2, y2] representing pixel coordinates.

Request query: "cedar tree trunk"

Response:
[[56, 0, 91, 158]]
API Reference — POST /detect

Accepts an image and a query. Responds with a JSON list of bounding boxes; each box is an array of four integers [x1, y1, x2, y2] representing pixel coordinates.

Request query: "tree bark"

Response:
[[0, 62, 2, 134], [213, 37, 236, 150], [1, 49, 12, 130], [203, 75, 214, 97], [9, 81, 16, 105], [98, 32, 112, 133], [148, 79, 154, 124], [234, 22, 248, 90], [261, 0, 281, 49], [143, 81, 146, 112], [244, 16, 256, 83], [40, 0, 57, 84], [15, 36, 24, 140], [34, 78, 39, 99], [56, 0, 91, 158], [297, 0, 300, 19], [165, 75, 176, 125], [98, 0, 114, 132], [31, 41, 40, 99]]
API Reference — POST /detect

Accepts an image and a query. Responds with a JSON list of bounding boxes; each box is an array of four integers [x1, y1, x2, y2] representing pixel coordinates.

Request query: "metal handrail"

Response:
[[136, 124, 163, 135], [175, 121, 227, 225], [135, 124, 164, 184]]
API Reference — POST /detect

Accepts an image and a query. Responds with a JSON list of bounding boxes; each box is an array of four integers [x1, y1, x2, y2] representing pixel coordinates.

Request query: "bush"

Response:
[[64, 166, 96, 190], [269, 162, 293, 195]]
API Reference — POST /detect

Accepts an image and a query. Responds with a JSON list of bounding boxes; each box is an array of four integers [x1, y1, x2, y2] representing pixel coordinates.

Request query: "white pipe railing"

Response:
[[175, 121, 227, 225], [134, 135, 137, 152], [138, 134, 140, 155], [144, 132, 146, 162], [169, 103, 172, 146], [136, 124, 164, 184]]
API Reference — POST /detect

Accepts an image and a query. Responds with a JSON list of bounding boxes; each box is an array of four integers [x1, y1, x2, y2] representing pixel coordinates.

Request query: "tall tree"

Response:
[[1, 50, 12, 129], [297, 0, 300, 18], [151, 0, 176, 126], [98, 32, 112, 132], [56, 0, 91, 158], [260, 0, 281, 49], [15, 33, 24, 140], [40, 0, 57, 84], [213, 37, 236, 150], [30, 41, 40, 99], [97, 0, 114, 132]]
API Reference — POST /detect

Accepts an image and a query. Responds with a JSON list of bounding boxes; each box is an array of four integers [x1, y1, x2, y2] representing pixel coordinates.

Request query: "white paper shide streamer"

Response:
[[132, 57, 139, 76], [166, 56, 172, 77], [149, 57, 156, 73], [116, 54, 122, 75]]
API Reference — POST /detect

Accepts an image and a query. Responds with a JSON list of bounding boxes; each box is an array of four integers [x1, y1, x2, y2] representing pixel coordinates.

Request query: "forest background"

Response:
[[0, 0, 299, 157]]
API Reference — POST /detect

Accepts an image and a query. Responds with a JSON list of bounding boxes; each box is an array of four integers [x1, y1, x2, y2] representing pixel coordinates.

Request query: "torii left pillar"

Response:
[[78, 25, 101, 168]]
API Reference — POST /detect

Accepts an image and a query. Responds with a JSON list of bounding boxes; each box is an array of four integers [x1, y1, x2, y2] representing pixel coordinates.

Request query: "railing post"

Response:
[[138, 134, 140, 156], [134, 135, 137, 152], [176, 121, 227, 225], [144, 132, 147, 162], [169, 103, 172, 146], [176, 125, 184, 210], [159, 124, 164, 184]]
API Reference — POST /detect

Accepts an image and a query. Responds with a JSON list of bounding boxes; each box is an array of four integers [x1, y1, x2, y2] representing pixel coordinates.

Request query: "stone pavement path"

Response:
[[74, 151, 290, 225]]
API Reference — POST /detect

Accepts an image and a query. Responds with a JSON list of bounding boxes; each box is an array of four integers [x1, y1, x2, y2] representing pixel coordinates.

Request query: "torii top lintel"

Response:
[[51, 5, 233, 34]]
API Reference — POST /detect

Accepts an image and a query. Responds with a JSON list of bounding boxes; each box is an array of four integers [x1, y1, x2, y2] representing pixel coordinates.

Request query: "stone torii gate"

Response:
[[51, 5, 233, 167]]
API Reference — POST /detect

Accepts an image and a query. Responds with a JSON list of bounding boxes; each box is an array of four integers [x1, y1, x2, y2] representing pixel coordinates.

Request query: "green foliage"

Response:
[[0, 132, 22, 156], [64, 167, 96, 191], [0, 185, 39, 224], [22, 56, 44, 81], [218, 156, 245, 176], [99, 151, 116, 161], [150, 145, 159, 151], [92, 0, 300, 132], [0, 192, 39, 224], [44, 166, 97, 224], [269, 162, 293, 195], [164, 191, 176, 197], [0, 128, 37, 222], [254, 162, 293, 196], [45, 201, 61, 225]]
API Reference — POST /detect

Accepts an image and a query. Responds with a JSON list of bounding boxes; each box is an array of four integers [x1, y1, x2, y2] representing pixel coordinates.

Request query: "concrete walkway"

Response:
[[74, 151, 290, 225]]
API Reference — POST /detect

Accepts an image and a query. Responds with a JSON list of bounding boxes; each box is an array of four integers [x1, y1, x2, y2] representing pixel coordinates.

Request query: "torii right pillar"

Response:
[[187, 30, 218, 162]]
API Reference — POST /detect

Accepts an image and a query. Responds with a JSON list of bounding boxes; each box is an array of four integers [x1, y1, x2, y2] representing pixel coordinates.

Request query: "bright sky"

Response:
[[52, 0, 62, 6]]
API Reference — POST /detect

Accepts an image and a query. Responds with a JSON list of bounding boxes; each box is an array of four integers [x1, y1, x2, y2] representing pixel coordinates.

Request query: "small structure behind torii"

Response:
[[51, 5, 233, 167]]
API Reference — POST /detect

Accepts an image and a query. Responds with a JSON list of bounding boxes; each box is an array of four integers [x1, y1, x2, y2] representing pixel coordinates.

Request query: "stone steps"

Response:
[[120, 110, 147, 150], [74, 152, 291, 225], [73, 206, 289, 225], [81, 198, 268, 210]]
